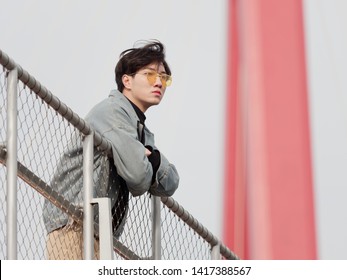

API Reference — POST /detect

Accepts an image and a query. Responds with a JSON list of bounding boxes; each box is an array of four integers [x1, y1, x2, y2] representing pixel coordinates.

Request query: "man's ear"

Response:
[[122, 74, 132, 90]]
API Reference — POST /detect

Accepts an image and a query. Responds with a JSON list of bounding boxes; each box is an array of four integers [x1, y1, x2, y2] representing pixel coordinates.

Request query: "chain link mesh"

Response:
[[0, 55, 237, 260], [161, 204, 212, 259]]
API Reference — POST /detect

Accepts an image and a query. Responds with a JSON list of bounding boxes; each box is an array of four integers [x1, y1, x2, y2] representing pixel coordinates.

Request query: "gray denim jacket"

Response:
[[43, 90, 179, 235]]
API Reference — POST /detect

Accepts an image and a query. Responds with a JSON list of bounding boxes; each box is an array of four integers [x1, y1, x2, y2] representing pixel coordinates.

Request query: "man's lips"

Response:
[[152, 90, 162, 96]]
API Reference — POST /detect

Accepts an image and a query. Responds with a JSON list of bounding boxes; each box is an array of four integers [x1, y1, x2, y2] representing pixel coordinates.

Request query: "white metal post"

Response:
[[211, 242, 221, 260], [6, 68, 18, 260], [92, 198, 114, 260], [151, 196, 161, 259], [83, 133, 94, 259]]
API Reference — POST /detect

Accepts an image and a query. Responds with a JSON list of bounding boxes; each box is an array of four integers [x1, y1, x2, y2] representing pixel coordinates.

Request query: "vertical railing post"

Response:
[[83, 133, 94, 260], [151, 196, 161, 259], [91, 198, 114, 260], [211, 242, 221, 260], [6, 68, 18, 260]]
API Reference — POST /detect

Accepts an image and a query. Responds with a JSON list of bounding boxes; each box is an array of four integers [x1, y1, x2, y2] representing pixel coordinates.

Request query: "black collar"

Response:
[[126, 97, 146, 124]]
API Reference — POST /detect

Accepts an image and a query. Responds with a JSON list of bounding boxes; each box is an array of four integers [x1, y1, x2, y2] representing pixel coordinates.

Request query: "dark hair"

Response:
[[115, 40, 171, 92]]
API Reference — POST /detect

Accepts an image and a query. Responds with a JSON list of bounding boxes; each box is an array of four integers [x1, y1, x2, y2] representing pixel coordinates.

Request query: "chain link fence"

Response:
[[0, 49, 238, 260]]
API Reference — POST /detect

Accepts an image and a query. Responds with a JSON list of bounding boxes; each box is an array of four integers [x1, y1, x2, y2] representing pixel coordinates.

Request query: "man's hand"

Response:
[[145, 148, 152, 157]]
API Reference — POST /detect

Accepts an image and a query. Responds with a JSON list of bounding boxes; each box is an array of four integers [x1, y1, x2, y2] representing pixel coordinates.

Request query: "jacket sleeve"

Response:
[[88, 105, 153, 197], [144, 131, 179, 196], [148, 151, 180, 197]]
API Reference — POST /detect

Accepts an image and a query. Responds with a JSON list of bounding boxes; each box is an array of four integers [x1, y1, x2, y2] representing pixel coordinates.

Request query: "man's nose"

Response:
[[154, 75, 163, 87]]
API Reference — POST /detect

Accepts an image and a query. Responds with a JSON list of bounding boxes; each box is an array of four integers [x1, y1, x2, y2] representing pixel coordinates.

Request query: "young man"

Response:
[[43, 40, 179, 259]]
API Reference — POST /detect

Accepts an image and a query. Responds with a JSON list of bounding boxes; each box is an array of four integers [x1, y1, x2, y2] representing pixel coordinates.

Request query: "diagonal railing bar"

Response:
[[0, 145, 140, 260], [0, 49, 111, 154], [161, 197, 239, 260], [0, 145, 83, 222]]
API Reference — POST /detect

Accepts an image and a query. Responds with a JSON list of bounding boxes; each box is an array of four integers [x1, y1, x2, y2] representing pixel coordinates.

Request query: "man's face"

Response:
[[123, 63, 169, 112]]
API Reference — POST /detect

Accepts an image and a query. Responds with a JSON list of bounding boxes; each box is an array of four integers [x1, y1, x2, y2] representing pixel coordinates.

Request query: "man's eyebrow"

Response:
[[144, 67, 167, 74]]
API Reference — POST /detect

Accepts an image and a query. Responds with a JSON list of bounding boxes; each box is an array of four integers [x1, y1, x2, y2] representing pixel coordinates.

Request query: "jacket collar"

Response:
[[109, 89, 141, 123]]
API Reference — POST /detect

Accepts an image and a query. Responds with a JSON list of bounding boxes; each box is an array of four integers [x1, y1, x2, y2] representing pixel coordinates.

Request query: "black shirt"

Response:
[[126, 98, 161, 184]]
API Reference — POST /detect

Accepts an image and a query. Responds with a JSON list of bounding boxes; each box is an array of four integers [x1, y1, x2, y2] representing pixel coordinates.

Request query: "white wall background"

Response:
[[304, 0, 347, 260], [1, 0, 346, 259]]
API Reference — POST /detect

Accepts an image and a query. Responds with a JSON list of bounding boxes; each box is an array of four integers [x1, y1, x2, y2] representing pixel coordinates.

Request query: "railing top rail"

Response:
[[0, 48, 111, 154]]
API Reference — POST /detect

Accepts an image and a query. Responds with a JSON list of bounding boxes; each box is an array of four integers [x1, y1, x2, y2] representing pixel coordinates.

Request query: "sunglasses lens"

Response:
[[147, 72, 157, 85], [165, 76, 172, 87], [160, 76, 167, 87]]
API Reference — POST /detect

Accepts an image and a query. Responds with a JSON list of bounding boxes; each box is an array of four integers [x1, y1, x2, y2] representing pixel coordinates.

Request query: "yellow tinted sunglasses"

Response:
[[132, 70, 172, 87]]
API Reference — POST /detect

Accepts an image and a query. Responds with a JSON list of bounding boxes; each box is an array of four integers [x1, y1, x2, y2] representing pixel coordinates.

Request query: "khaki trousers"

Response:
[[46, 226, 100, 260]]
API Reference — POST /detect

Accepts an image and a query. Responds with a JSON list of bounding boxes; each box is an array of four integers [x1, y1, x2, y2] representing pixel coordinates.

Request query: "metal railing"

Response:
[[0, 48, 238, 260]]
